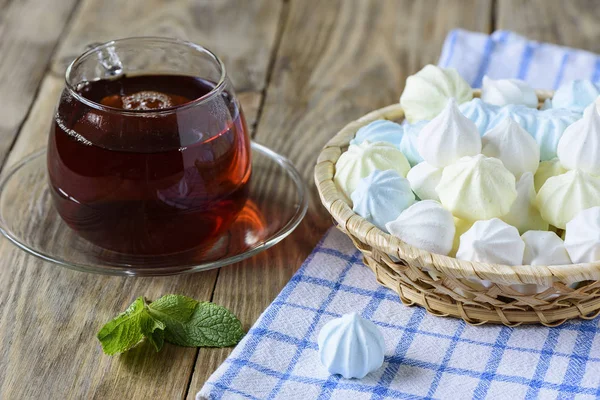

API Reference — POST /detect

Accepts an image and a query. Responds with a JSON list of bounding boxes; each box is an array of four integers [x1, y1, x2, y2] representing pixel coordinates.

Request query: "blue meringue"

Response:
[[552, 79, 600, 113], [350, 120, 404, 148], [318, 313, 385, 379], [399, 120, 427, 166], [351, 170, 415, 231], [459, 98, 500, 136]]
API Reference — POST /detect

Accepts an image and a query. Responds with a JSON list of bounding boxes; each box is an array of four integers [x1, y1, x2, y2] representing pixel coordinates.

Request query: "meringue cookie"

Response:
[[350, 120, 404, 148], [399, 120, 426, 166], [386, 200, 455, 256], [502, 172, 548, 234], [406, 162, 442, 201], [482, 117, 540, 179], [400, 64, 473, 123], [451, 217, 474, 257], [487, 104, 538, 132], [351, 170, 415, 231], [481, 76, 538, 108], [553, 79, 600, 113], [318, 313, 385, 379], [459, 98, 500, 135], [436, 155, 517, 221], [522, 230, 571, 266], [334, 141, 411, 200], [533, 108, 581, 161], [541, 98, 553, 110], [557, 103, 600, 175], [564, 206, 600, 263], [456, 218, 525, 265], [536, 169, 600, 229], [417, 99, 481, 168], [534, 158, 567, 192]]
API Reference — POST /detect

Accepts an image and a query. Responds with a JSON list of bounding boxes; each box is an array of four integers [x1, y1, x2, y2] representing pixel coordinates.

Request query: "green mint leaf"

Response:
[[148, 294, 198, 346], [97, 297, 165, 355]]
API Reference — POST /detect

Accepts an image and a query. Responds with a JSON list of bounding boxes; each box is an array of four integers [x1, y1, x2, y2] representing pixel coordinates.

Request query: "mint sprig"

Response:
[[97, 295, 244, 356]]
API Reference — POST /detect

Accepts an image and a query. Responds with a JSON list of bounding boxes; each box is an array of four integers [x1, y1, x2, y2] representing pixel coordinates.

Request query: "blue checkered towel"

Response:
[[198, 30, 600, 400]]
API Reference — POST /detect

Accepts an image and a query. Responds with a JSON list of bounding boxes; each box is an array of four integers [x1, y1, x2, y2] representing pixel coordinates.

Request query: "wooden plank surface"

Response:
[[0, 0, 282, 399]]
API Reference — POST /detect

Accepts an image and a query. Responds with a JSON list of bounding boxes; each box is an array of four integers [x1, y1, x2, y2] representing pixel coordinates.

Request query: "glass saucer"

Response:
[[0, 142, 307, 276]]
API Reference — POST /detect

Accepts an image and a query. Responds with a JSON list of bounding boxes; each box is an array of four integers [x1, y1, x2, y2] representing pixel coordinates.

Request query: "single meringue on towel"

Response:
[[350, 120, 404, 148], [534, 158, 567, 192], [522, 231, 571, 265], [482, 117, 540, 179], [417, 99, 481, 168], [406, 162, 442, 201], [481, 76, 538, 108], [400, 64, 473, 123], [536, 169, 600, 229], [334, 141, 411, 200], [436, 155, 517, 221], [351, 170, 415, 231], [318, 313, 385, 379], [459, 98, 500, 135], [399, 120, 426, 166], [386, 200, 455, 256], [557, 102, 600, 175], [553, 79, 600, 113], [564, 206, 600, 263], [502, 172, 548, 234], [456, 218, 525, 265]]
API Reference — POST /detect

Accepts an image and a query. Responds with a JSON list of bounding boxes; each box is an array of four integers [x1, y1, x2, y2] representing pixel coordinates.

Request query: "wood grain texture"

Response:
[[496, 0, 600, 51], [187, 0, 493, 395], [0, 0, 283, 399]]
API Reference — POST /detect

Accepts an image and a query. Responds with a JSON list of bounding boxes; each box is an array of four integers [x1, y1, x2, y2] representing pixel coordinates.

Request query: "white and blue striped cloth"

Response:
[[198, 30, 600, 400]]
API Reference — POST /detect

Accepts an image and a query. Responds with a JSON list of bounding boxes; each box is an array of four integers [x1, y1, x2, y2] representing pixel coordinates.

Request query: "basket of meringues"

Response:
[[315, 65, 600, 326]]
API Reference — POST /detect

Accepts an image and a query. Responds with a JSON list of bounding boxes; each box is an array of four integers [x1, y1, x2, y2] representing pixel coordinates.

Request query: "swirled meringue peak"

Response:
[[399, 120, 427, 166], [318, 313, 385, 379], [459, 98, 501, 135], [456, 218, 525, 265], [481, 76, 538, 108], [536, 169, 600, 229], [400, 65, 473, 123], [406, 162, 442, 201], [533, 107, 580, 161], [557, 102, 600, 175], [502, 172, 548, 234], [436, 155, 517, 221], [351, 170, 415, 231], [385, 200, 455, 256], [564, 206, 600, 263], [482, 117, 540, 179], [553, 79, 600, 113], [334, 141, 410, 200], [522, 230, 571, 266], [534, 158, 567, 192], [350, 120, 404, 148], [417, 98, 481, 168]]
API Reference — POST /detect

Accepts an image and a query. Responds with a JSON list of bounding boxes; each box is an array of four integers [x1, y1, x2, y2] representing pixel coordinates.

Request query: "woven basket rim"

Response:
[[314, 89, 600, 286]]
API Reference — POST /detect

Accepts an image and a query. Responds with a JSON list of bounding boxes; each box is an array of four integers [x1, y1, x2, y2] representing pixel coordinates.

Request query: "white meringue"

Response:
[[456, 218, 525, 265], [350, 120, 404, 148], [318, 313, 385, 379], [459, 98, 501, 135], [406, 162, 442, 201], [557, 103, 600, 175], [399, 120, 426, 166], [351, 170, 415, 231], [564, 207, 600, 263], [386, 200, 455, 256], [536, 169, 600, 229], [334, 141, 411, 200], [400, 64, 473, 123], [534, 158, 567, 192], [502, 172, 548, 234], [482, 117, 540, 179], [417, 99, 481, 168], [553, 80, 600, 113], [522, 231, 571, 266], [481, 76, 538, 108], [451, 217, 474, 257], [436, 155, 517, 221]]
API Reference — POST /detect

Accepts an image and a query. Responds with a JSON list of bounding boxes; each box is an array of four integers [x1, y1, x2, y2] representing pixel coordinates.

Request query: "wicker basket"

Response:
[[315, 90, 600, 327]]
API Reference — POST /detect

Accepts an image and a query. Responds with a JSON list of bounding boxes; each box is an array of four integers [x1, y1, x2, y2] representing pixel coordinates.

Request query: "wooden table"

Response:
[[1, 0, 599, 398]]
